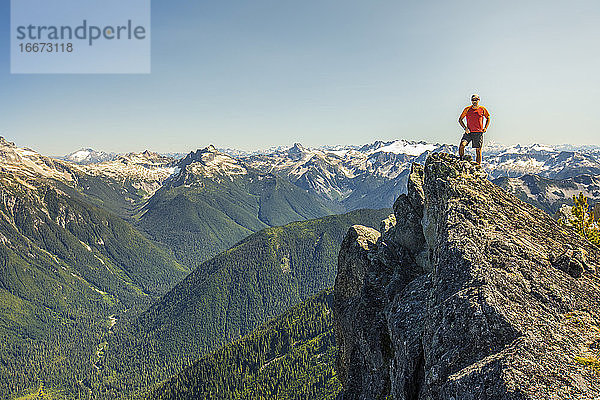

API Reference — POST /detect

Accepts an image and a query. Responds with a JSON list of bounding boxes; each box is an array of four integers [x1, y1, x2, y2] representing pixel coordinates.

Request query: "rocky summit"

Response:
[[334, 153, 600, 400]]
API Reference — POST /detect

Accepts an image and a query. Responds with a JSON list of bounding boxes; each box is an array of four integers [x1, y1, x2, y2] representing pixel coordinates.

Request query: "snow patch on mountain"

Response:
[[366, 140, 437, 156], [84, 151, 176, 184], [187, 153, 248, 178], [0, 136, 80, 182], [63, 148, 117, 164]]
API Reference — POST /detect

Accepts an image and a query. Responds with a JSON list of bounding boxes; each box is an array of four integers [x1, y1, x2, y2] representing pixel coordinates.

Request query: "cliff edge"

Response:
[[334, 153, 600, 399]]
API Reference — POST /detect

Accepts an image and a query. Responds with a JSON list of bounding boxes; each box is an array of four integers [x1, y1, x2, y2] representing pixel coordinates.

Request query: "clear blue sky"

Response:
[[1, 0, 598, 155]]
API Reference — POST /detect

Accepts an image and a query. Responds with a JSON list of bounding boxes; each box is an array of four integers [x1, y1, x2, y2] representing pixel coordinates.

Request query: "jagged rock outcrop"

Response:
[[334, 153, 600, 400]]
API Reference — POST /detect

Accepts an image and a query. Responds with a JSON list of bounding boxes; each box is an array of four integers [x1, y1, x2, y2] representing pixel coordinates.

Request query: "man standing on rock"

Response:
[[458, 94, 490, 165]]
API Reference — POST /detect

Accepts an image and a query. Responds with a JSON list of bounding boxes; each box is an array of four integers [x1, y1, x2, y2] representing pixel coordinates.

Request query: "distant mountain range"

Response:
[[493, 174, 600, 215], [137, 145, 343, 268], [59, 140, 600, 211], [5, 136, 599, 265], [60, 141, 600, 166]]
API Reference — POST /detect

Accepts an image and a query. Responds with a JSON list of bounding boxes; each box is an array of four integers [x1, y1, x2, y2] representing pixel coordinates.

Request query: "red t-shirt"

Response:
[[460, 106, 490, 132]]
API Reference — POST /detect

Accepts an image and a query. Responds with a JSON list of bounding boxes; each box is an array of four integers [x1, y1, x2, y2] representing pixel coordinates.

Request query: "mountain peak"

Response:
[[174, 145, 247, 181], [116, 150, 173, 169], [287, 142, 307, 161], [182, 145, 226, 163], [290, 142, 305, 152], [334, 152, 600, 399], [0, 136, 16, 148], [141, 150, 157, 157]]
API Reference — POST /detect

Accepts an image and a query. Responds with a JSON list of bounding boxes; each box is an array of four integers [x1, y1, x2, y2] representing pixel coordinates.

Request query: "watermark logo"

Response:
[[11, 0, 151, 74]]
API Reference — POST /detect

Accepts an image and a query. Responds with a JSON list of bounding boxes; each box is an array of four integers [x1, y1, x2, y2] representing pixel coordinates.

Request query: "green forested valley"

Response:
[[96, 208, 390, 398], [138, 154, 341, 270], [0, 173, 187, 398]]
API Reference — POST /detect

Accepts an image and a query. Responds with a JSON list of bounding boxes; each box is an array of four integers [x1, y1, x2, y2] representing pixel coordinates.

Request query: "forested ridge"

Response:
[[138, 165, 341, 271], [149, 289, 339, 400]]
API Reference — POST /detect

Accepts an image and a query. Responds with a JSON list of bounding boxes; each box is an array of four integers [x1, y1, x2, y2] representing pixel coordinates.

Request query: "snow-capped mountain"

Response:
[[62, 148, 117, 164], [484, 144, 600, 179], [0, 137, 179, 217], [2, 138, 176, 188], [240, 140, 453, 208], [83, 150, 178, 200], [0, 136, 81, 181], [359, 139, 439, 156], [85, 150, 176, 183], [166, 145, 249, 187], [235, 140, 600, 210], [218, 145, 292, 158], [160, 152, 187, 160], [63, 148, 187, 164], [493, 173, 600, 215]]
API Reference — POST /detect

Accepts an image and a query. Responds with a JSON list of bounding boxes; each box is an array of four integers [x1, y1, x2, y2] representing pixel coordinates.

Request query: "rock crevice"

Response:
[[334, 153, 600, 399]]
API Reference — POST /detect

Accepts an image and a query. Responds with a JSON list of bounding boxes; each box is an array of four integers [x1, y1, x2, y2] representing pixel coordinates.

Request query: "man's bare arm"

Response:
[[459, 116, 469, 133], [483, 116, 490, 132]]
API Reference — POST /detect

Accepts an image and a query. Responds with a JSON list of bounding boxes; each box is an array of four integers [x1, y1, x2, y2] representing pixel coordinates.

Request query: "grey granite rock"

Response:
[[334, 152, 600, 400]]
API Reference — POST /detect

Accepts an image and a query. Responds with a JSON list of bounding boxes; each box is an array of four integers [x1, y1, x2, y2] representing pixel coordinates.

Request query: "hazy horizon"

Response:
[[3, 133, 600, 159]]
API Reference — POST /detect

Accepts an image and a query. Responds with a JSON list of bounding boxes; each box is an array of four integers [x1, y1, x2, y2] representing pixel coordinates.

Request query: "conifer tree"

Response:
[[571, 193, 600, 246]]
